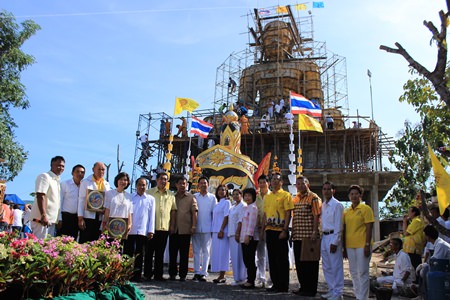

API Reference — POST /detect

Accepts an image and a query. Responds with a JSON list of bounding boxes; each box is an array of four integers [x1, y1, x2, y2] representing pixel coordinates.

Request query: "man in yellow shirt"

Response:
[[403, 206, 425, 272], [261, 172, 294, 293], [144, 172, 177, 281]]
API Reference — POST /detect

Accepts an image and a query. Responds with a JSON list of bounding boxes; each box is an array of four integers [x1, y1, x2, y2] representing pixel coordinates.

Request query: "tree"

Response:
[[384, 74, 450, 218], [380, 0, 450, 107], [0, 11, 40, 181], [385, 120, 431, 218], [379, 1, 450, 218]]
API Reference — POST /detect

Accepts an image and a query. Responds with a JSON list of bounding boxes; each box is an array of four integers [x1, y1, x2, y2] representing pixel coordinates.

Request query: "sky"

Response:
[[1, 0, 445, 200]]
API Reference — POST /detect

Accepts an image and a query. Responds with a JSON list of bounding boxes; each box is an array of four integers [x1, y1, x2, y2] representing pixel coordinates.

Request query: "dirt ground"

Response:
[[133, 252, 414, 299]]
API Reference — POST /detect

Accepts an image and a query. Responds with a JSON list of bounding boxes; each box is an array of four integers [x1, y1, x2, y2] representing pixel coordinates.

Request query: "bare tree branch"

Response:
[[380, 8, 450, 107], [379, 43, 432, 77]]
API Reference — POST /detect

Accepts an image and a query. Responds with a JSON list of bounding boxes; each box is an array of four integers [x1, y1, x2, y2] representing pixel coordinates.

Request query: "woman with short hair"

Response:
[[343, 185, 374, 300]]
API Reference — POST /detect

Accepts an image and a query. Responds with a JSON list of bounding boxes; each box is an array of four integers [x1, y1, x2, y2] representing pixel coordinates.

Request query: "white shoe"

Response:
[[230, 280, 246, 286], [320, 291, 332, 299]]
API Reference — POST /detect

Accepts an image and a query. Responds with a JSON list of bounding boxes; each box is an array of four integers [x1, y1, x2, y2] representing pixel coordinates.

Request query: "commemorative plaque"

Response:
[[108, 217, 128, 239], [85, 189, 105, 212]]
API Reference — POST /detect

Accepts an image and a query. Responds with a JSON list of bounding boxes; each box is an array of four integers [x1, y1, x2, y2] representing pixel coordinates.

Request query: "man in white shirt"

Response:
[[192, 176, 217, 281], [78, 162, 111, 243], [59, 164, 85, 239], [123, 177, 155, 282], [260, 113, 269, 133], [274, 102, 282, 118], [320, 181, 344, 300], [431, 206, 450, 243], [377, 238, 415, 294], [255, 175, 271, 288], [267, 101, 274, 118], [417, 224, 450, 298], [30, 156, 65, 239]]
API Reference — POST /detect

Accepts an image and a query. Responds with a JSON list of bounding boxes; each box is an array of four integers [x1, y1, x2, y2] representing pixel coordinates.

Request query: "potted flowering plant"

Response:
[[0, 232, 144, 299]]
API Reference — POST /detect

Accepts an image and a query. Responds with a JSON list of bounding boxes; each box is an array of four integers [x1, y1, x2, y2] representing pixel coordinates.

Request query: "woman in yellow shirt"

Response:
[[343, 185, 374, 300]]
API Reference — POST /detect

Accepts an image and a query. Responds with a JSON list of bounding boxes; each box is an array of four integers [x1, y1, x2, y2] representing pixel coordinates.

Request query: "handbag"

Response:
[[300, 238, 321, 261]]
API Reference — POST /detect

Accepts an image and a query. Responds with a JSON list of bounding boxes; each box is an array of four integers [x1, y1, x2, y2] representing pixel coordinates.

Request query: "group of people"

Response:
[[0, 200, 31, 233], [374, 204, 450, 298], [13, 155, 450, 299]]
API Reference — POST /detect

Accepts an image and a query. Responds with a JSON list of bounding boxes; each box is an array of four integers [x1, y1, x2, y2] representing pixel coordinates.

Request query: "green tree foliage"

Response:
[[384, 75, 450, 218], [0, 11, 40, 181]]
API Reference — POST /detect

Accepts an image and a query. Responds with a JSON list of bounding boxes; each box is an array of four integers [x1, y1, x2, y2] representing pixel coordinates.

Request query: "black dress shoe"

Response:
[[292, 289, 302, 295], [179, 277, 186, 282], [169, 276, 177, 281], [240, 283, 255, 289]]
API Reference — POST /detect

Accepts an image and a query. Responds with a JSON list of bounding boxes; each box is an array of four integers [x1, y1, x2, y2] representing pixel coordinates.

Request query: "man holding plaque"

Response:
[[291, 176, 322, 297], [77, 162, 111, 243], [144, 172, 177, 281], [169, 177, 198, 281], [30, 156, 65, 239]]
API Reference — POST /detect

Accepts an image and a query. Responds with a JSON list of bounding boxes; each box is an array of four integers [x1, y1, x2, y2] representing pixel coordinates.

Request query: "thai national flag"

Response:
[[290, 92, 322, 117], [190, 116, 214, 138]]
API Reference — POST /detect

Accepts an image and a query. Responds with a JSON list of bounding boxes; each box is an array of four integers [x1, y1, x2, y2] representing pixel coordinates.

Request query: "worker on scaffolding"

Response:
[[218, 102, 227, 114], [165, 119, 172, 137], [175, 117, 188, 138], [240, 115, 251, 135], [138, 146, 151, 170], [326, 113, 334, 130], [228, 77, 237, 94], [139, 133, 148, 149], [160, 119, 166, 139]]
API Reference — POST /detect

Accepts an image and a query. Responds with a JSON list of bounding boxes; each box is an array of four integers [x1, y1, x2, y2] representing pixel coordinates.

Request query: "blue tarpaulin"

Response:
[[4, 194, 25, 206]]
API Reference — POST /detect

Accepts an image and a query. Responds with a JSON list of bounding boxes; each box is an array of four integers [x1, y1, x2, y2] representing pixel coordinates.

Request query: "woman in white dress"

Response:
[[211, 184, 231, 283], [102, 172, 133, 238], [228, 189, 247, 285]]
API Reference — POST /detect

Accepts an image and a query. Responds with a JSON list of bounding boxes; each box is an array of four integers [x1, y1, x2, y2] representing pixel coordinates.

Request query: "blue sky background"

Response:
[[1, 0, 445, 200]]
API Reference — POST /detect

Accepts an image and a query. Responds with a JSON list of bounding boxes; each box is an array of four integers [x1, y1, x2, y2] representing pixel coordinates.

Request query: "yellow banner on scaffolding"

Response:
[[298, 114, 323, 133], [295, 4, 307, 10], [276, 6, 288, 13], [174, 97, 199, 116], [428, 144, 450, 215]]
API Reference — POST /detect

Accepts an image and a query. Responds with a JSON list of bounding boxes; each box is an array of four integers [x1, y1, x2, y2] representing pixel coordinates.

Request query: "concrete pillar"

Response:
[[371, 173, 380, 241]]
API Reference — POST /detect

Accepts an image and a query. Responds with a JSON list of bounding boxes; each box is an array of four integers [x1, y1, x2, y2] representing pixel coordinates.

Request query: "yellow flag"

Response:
[[295, 4, 307, 10], [276, 6, 288, 13], [428, 144, 450, 214], [298, 114, 323, 133], [174, 97, 199, 115]]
